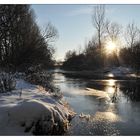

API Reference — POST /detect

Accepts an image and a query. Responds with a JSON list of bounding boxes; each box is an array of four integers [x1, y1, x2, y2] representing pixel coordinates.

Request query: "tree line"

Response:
[[0, 5, 58, 72], [62, 5, 140, 72]]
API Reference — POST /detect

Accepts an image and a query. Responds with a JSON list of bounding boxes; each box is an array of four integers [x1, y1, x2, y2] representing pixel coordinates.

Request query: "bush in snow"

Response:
[[0, 72, 16, 93], [8, 100, 75, 135], [25, 66, 61, 97], [26, 71, 54, 91]]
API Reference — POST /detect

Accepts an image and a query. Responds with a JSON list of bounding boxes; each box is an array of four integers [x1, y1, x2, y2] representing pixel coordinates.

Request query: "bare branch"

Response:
[[92, 5, 106, 48], [42, 22, 59, 43], [106, 21, 121, 41], [125, 22, 139, 47]]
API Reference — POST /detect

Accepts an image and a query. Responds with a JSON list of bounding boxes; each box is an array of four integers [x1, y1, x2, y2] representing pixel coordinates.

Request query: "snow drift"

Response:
[[0, 78, 75, 135], [8, 99, 73, 135]]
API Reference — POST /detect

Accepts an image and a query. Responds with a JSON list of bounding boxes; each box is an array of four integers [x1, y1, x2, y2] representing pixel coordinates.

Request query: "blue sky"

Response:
[[32, 4, 140, 61]]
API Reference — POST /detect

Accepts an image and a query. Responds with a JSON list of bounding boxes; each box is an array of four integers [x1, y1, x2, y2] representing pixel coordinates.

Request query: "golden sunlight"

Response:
[[105, 41, 117, 54], [105, 79, 116, 94], [108, 79, 115, 86]]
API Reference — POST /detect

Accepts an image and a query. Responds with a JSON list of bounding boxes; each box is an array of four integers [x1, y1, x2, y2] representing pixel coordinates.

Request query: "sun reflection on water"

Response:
[[108, 73, 114, 78], [105, 79, 116, 94], [108, 79, 115, 86], [107, 87, 115, 94]]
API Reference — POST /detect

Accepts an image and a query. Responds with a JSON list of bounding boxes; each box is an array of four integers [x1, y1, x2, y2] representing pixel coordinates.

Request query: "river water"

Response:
[[52, 70, 140, 136]]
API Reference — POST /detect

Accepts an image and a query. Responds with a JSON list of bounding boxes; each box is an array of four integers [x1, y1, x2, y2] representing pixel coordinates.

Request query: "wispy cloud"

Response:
[[66, 6, 93, 16], [65, 5, 116, 17]]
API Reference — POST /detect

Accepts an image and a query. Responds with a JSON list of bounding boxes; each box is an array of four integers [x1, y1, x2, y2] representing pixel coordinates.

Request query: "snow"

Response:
[[79, 113, 91, 121], [105, 66, 134, 77], [111, 67, 132, 75], [0, 78, 75, 135]]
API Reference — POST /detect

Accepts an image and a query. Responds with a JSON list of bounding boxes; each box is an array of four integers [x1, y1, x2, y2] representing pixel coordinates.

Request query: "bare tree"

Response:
[[106, 21, 121, 42], [92, 5, 106, 48], [125, 22, 139, 48], [42, 22, 58, 44]]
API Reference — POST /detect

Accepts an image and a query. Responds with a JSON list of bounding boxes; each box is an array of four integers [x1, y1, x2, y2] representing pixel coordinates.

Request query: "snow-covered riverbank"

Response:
[[0, 78, 75, 135], [55, 66, 140, 80]]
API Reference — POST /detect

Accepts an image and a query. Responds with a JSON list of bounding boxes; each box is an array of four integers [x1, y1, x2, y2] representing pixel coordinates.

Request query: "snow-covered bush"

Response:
[[52, 87, 63, 99], [8, 100, 75, 135], [14, 72, 25, 79], [25, 65, 41, 75], [26, 67, 61, 96], [0, 72, 16, 93], [26, 71, 54, 90]]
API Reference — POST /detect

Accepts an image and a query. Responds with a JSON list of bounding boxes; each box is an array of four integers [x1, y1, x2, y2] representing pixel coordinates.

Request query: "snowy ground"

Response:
[[105, 66, 140, 78], [0, 79, 75, 135], [108, 67, 133, 76]]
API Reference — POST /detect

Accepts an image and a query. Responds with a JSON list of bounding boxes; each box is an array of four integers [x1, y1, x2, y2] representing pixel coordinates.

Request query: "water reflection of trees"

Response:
[[63, 74, 140, 102], [120, 81, 140, 101], [105, 80, 140, 102], [111, 86, 118, 103], [90, 79, 140, 102]]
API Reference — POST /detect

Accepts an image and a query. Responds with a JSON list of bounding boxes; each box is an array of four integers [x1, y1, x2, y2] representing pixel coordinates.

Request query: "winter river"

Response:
[[52, 69, 140, 136]]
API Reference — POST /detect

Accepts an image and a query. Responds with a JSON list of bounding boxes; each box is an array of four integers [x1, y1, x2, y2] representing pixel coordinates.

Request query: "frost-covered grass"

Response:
[[0, 77, 75, 135]]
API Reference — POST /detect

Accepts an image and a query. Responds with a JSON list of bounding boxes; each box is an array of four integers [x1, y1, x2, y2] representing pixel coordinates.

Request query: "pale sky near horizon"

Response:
[[32, 4, 140, 61]]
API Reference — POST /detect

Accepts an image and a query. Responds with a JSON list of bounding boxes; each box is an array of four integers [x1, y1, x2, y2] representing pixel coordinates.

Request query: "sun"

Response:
[[105, 41, 117, 54]]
